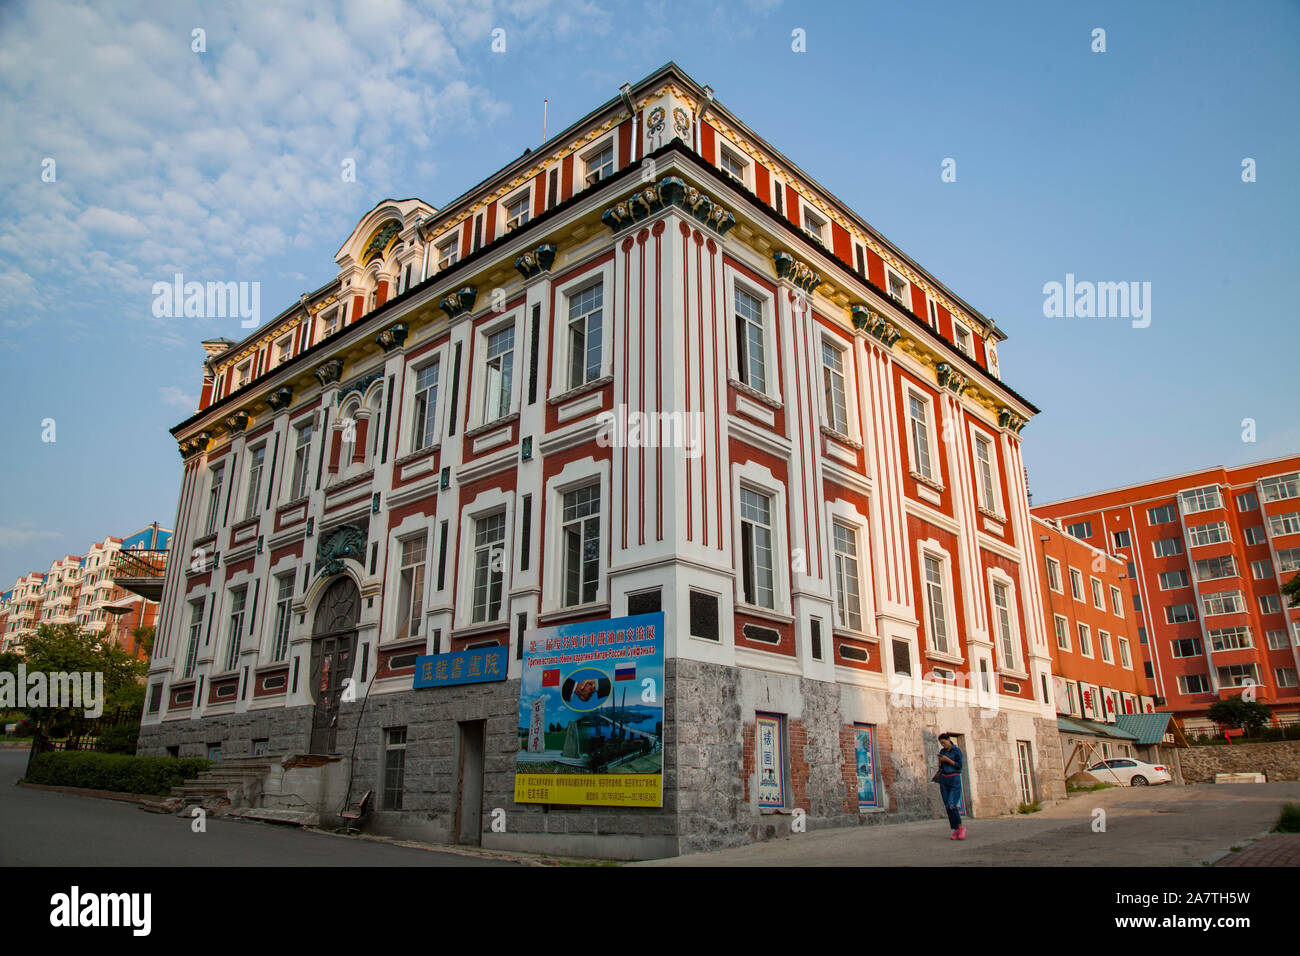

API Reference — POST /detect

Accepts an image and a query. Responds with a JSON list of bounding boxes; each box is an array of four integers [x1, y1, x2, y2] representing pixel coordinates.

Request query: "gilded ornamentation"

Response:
[[514, 243, 558, 279], [600, 176, 734, 236], [266, 387, 294, 411], [376, 323, 408, 353], [314, 358, 344, 387], [440, 287, 478, 318]]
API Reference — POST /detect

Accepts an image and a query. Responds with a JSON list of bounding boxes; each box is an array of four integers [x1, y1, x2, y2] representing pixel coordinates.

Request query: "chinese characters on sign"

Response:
[[756, 713, 785, 810], [412, 645, 508, 689]]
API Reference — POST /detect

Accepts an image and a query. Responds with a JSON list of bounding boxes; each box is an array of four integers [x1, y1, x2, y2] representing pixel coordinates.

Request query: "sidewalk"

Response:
[[1215, 833, 1300, 867]]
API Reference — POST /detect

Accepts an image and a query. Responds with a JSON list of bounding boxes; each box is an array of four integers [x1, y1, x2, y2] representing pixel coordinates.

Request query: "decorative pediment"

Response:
[[266, 387, 294, 411], [315, 358, 344, 388], [376, 323, 408, 353], [849, 304, 901, 348], [315, 523, 368, 578], [337, 372, 383, 406], [773, 252, 821, 293], [362, 219, 402, 263], [601, 175, 735, 236], [515, 243, 558, 279], [440, 287, 478, 319]]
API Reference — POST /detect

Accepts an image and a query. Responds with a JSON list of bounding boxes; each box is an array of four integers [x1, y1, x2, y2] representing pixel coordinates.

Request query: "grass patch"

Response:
[[1067, 782, 1117, 793], [1016, 801, 1041, 814], [1273, 803, 1300, 834]]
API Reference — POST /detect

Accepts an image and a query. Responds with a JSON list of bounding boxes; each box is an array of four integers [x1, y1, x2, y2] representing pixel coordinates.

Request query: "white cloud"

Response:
[[0, 527, 62, 548], [159, 385, 199, 414]]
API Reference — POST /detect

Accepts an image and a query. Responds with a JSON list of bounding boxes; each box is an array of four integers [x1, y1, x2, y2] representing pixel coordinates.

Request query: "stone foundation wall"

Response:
[[1180, 740, 1300, 783], [138, 659, 1067, 858]]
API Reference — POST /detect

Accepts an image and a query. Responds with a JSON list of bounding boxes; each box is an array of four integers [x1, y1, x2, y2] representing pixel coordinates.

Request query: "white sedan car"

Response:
[[1085, 758, 1172, 787]]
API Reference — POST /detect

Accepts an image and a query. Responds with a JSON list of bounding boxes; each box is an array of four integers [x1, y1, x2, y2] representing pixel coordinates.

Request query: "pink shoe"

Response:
[[955, 826, 967, 840], [950, 830, 959, 840]]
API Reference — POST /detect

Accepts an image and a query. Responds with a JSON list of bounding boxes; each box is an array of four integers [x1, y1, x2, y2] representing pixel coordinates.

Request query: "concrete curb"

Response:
[[295, 826, 616, 866], [16, 781, 158, 805], [1203, 828, 1274, 867]]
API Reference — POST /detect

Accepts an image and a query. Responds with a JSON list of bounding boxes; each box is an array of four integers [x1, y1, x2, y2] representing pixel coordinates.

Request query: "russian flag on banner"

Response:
[[615, 663, 636, 681], [542, 669, 560, 687]]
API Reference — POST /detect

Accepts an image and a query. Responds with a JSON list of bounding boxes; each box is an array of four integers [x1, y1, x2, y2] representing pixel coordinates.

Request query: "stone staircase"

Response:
[[169, 754, 281, 814], [148, 753, 344, 828]]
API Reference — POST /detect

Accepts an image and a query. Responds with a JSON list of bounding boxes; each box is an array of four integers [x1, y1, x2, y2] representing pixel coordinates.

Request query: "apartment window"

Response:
[[1203, 590, 1246, 616], [1171, 637, 1203, 658], [1259, 594, 1282, 615], [1267, 629, 1290, 650], [274, 334, 293, 367], [1045, 557, 1062, 593], [1117, 636, 1131, 668], [1112, 529, 1131, 550], [225, 586, 246, 672], [205, 465, 225, 534], [1069, 568, 1084, 601], [1178, 674, 1211, 695], [243, 445, 265, 520], [734, 287, 768, 392], [483, 326, 514, 422], [395, 535, 427, 639], [887, 270, 908, 304], [1189, 521, 1231, 547], [235, 361, 251, 389], [802, 206, 827, 244], [412, 360, 441, 451], [1276, 668, 1299, 688], [1095, 628, 1111, 663], [973, 434, 998, 513], [1147, 504, 1177, 524], [1279, 548, 1300, 572], [183, 599, 204, 679], [991, 579, 1017, 669], [583, 141, 614, 186], [1241, 526, 1265, 546], [1091, 577, 1105, 609], [1236, 491, 1259, 511], [504, 191, 530, 231], [1252, 558, 1274, 579], [1210, 626, 1252, 651], [1194, 555, 1237, 581], [289, 420, 313, 500], [953, 323, 973, 357], [1077, 622, 1092, 657], [1106, 586, 1121, 617], [822, 340, 849, 435], [1180, 485, 1222, 514], [561, 484, 601, 607], [437, 236, 459, 271], [470, 512, 506, 624], [1152, 537, 1183, 558], [318, 308, 340, 339], [1261, 473, 1300, 502], [271, 574, 293, 662], [1217, 663, 1259, 688], [1065, 521, 1092, 540], [925, 298, 939, 329], [831, 521, 863, 632], [907, 393, 935, 481], [1269, 512, 1300, 536], [1159, 569, 1190, 590], [566, 282, 603, 390], [1165, 603, 1197, 624], [382, 728, 407, 811], [1053, 615, 1070, 650], [739, 488, 776, 609], [720, 145, 747, 182]]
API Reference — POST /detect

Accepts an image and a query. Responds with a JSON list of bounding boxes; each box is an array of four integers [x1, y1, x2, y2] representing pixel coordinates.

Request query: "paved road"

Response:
[[636, 782, 1300, 866], [0, 751, 514, 866]]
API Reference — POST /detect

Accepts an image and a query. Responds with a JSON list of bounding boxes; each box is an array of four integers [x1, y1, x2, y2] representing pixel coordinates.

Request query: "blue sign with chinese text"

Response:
[[412, 645, 508, 689]]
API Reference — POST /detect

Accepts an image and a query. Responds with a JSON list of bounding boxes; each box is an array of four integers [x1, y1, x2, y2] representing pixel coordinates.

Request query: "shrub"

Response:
[[24, 752, 211, 796], [95, 723, 140, 755], [1275, 803, 1300, 834]]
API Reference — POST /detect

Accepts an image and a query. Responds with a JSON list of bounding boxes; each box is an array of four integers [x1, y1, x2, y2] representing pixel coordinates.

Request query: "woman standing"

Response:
[[937, 733, 966, 840]]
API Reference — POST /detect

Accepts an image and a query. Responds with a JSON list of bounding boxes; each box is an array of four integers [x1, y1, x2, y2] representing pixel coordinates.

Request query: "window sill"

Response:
[[909, 470, 944, 493], [832, 627, 878, 644], [820, 425, 862, 450], [394, 445, 439, 469], [538, 601, 612, 625], [465, 411, 518, 440], [451, 620, 510, 639], [924, 649, 966, 667], [734, 603, 794, 625], [728, 378, 783, 409], [547, 375, 614, 405], [976, 506, 1005, 523], [998, 667, 1031, 682]]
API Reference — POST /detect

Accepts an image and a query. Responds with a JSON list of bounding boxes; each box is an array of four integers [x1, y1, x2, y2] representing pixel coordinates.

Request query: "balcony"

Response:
[[110, 549, 168, 603]]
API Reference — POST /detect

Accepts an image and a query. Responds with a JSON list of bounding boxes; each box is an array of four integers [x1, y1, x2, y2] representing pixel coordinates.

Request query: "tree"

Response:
[[1283, 571, 1300, 608], [131, 624, 156, 658], [1207, 695, 1272, 736]]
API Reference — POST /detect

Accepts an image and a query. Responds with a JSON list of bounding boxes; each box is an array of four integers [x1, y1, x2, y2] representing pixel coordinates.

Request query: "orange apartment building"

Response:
[[1034, 456, 1300, 732]]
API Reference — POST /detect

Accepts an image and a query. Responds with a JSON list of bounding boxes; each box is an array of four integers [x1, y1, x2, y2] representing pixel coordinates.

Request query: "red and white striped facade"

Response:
[[143, 63, 1058, 826]]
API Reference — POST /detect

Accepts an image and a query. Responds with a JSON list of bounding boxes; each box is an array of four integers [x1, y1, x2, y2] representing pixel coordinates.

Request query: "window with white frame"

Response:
[[733, 286, 768, 393], [906, 392, 935, 481], [1180, 485, 1222, 514], [1277, 668, 1299, 688], [973, 432, 999, 513], [953, 322, 973, 357], [1066, 520, 1092, 540], [437, 235, 459, 271], [1077, 622, 1092, 657], [1252, 558, 1275, 579], [561, 484, 601, 607], [886, 270, 908, 304], [289, 419, 313, 500], [567, 282, 603, 390], [922, 553, 951, 655], [991, 578, 1017, 669], [1194, 555, 1237, 581], [504, 191, 530, 231], [1069, 568, 1084, 601], [739, 488, 776, 609], [583, 141, 614, 186], [1153, 537, 1183, 558], [1244, 526, 1266, 545], [1259, 593, 1282, 615], [831, 521, 863, 631], [224, 586, 246, 671], [1278, 548, 1300, 572], [1268, 512, 1300, 536], [205, 465, 225, 535], [1236, 491, 1259, 511], [1189, 521, 1231, 547], [802, 205, 827, 244], [1261, 473, 1299, 502], [470, 511, 506, 623], [270, 573, 293, 661], [1217, 663, 1259, 688], [821, 340, 849, 435], [1091, 577, 1105, 609], [1178, 673, 1211, 695], [395, 534, 427, 639], [1117, 636, 1131, 668], [1110, 585, 1123, 616], [1045, 557, 1062, 592], [482, 325, 515, 423], [1209, 626, 1252, 651], [1201, 590, 1244, 616], [1113, 529, 1131, 550], [1147, 503, 1177, 524], [184, 599, 204, 679], [720, 145, 747, 182], [1165, 603, 1197, 624], [274, 334, 293, 367], [235, 360, 251, 389], [1267, 629, 1290, 650], [1053, 614, 1070, 650], [318, 308, 340, 339], [1098, 629, 1112, 663], [406, 358, 441, 449], [1159, 569, 1189, 590], [926, 297, 939, 330], [243, 445, 265, 520]]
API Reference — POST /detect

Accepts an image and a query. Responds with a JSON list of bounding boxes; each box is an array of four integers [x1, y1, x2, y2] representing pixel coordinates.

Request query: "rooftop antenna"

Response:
[[542, 98, 548, 142]]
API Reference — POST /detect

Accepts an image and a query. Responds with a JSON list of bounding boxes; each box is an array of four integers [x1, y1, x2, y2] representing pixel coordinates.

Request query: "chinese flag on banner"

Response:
[[542, 669, 560, 687]]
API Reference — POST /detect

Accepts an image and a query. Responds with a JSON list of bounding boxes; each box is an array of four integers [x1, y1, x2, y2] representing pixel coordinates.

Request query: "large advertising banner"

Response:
[[514, 612, 664, 808]]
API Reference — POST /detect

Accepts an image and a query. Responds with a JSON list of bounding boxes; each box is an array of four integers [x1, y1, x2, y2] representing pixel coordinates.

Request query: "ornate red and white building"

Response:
[[141, 63, 1062, 857]]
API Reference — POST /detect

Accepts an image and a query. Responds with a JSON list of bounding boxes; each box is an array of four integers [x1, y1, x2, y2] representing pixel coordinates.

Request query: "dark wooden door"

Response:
[[309, 577, 360, 754]]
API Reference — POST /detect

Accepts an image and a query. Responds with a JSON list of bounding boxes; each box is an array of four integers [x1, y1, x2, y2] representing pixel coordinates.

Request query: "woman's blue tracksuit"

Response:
[[938, 745, 963, 829]]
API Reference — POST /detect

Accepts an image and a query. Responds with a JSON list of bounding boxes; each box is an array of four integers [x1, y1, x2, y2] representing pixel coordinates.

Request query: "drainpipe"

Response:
[[619, 83, 639, 164], [418, 217, 430, 283], [693, 85, 714, 155]]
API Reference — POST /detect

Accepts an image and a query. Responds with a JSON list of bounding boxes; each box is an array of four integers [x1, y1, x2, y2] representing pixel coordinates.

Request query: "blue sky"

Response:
[[1, 0, 1297, 585]]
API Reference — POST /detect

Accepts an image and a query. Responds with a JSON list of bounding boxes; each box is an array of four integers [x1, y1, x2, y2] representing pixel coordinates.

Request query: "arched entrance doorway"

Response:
[[309, 576, 360, 754]]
